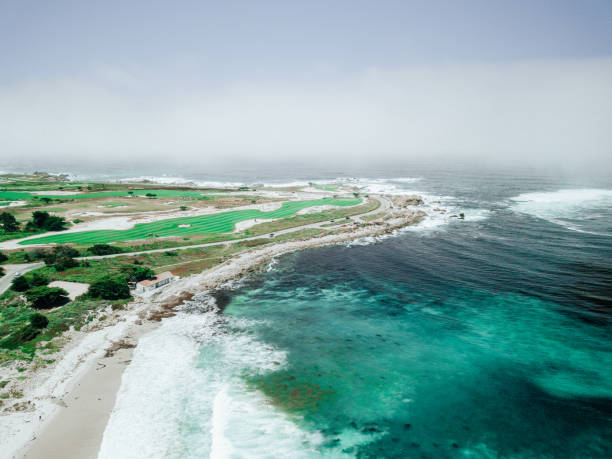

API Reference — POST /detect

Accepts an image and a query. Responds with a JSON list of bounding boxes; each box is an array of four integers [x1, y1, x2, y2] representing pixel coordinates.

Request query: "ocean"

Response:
[[87, 166, 611, 458]]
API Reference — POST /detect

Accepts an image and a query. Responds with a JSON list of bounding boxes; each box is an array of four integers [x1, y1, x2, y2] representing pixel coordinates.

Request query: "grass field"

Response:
[[313, 184, 339, 191], [0, 189, 215, 202], [20, 197, 361, 245]]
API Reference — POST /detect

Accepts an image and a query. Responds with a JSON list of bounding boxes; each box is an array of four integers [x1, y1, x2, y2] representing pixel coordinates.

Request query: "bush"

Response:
[[1, 325, 40, 348], [30, 313, 49, 329], [180, 206, 188, 211], [0, 266, 4, 278], [11, 275, 30, 292], [41, 245, 79, 271], [121, 264, 154, 282], [0, 212, 20, 232], [25, 211, 67, 232], [25, 286, 70, 309], [88, 244, 123, 256], [88, 276, 131, 300], [0, 251, 8, 263], [30, 272, 49, 286]]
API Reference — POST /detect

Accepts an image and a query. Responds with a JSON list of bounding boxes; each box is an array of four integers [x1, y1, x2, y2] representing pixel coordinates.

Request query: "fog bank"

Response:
[[1, 58, 611, 170]]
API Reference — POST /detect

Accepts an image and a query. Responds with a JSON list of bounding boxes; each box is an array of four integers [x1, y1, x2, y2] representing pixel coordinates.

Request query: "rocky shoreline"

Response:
[[0, 202, 425, 459]]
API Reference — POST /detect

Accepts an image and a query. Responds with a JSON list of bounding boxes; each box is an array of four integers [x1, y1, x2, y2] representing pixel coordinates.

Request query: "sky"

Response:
[[1, 0, 611, 171]]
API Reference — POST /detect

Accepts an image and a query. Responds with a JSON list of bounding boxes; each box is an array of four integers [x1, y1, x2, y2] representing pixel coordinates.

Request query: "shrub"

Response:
[[121, 264, 154, 282], [30, 313, 49, 329], [88, 276, 131, 300], [180, 206, 188, 211], [30, 272, 49, 287], [1, 325, 40, 348], [88, 244, 123, 256], [11, 275, 30, 292], [26, 211, 67, 232], [25, 286, 70, 309], [73, 218, 84, 224], [42, 245, 79, 271], [0, 212, 20, 232]]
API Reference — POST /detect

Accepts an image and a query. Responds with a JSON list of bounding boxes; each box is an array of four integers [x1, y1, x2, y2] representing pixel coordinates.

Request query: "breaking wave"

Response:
[[511, 189, 612, 235], [98, 295, 321, 459]]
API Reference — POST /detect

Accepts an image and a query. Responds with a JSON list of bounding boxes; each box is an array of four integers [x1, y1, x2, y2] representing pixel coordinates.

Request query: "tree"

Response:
[[88, 244, 123, 256], [0, 266, 4, 278], [42, 215, 67, 231], [30, 272, 49, 286], [0, 251, 7, 263], [121, 264, 154, 282], [88, 276, 131, 300], [42, 245, 79, 271], [26, 286, 70, 309], [31, 211, 50, 228], [30, 313, 49, 329], [26, 211, 68, 232], [0, 212, 20, 232], [11, 275, 30, 292]]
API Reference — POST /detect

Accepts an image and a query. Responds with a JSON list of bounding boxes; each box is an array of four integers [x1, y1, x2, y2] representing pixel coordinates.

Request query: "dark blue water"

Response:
[[218, 170, 612, 458]]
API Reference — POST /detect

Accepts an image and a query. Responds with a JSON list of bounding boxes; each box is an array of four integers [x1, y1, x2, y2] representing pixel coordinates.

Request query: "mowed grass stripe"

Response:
[[20, 198, 361, 245], [0, 189, 216, 201]]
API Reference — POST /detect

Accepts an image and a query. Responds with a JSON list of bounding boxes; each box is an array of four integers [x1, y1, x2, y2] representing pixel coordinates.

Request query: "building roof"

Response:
[[137, 271, 175, 287]]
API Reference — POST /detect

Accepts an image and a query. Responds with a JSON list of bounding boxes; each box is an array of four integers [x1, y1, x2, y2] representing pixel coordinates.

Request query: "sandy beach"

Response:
[[1, 209, 424, 459]]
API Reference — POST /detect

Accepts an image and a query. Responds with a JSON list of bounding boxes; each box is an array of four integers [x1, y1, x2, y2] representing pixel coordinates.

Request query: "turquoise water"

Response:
[[100, 170, 612, 458]]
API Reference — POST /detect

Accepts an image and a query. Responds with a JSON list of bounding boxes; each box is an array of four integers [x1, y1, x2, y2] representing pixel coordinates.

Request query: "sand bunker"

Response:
[[48, 281, 90, 300]]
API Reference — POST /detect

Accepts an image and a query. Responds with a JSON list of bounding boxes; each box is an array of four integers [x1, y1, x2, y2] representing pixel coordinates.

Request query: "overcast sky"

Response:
[[1, 0, 611, 170]]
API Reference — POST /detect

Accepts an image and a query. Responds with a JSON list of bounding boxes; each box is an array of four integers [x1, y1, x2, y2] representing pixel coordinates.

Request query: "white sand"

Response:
[[48, 281, 90, 300], [1, 198, 424, 459], [0, 199, 310, 250], [31, 191, 80, 196], [233, 218, 277, 232]]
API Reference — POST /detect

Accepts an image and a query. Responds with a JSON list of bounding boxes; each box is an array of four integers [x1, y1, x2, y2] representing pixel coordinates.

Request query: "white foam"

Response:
[[511, 188, 612, 234], [99, 300, 323, 459], [117, 176, 245, 189]]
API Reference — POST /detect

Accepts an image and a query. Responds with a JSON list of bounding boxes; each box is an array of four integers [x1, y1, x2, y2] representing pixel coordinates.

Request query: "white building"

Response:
[[135, 271, 178, 293]]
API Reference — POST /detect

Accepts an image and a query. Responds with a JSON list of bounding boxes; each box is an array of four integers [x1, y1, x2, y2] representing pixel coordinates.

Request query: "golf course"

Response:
[[0, 189, 213, 201], [20, 197, 362, 245]]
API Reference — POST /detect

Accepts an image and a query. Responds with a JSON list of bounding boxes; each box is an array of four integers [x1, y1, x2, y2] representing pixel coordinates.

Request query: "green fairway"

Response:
[[20, 197, 361, 245], [313, 184, 339, 191], [0, 189, 215, 201], [0, 191, 32, 200]]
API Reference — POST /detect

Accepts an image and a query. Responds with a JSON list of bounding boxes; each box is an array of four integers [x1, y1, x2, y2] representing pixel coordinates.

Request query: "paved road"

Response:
[[0, 196, 392, 279], [0, 262, 45, 295]]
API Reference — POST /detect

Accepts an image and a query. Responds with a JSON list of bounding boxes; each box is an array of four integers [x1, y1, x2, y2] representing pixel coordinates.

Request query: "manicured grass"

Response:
[[313, 184, 339, 191], [21, 198, 362, 245], [0, 191, 32, 200], [0, 189, 214, 201]]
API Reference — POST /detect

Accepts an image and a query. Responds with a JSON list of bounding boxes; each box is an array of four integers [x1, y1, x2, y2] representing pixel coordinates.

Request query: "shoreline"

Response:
[[2, 210, 424, 459]]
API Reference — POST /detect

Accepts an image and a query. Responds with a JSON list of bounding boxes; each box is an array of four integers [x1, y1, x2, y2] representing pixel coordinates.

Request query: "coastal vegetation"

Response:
[[0, 173, 397, 374]]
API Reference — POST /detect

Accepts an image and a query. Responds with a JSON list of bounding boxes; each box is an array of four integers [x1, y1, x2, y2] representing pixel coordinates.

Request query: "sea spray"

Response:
[[99, 294, 322, 459]]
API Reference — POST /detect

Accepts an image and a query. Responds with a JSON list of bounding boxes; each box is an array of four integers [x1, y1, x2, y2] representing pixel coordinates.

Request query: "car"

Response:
[[15, 272, 22, 276]]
